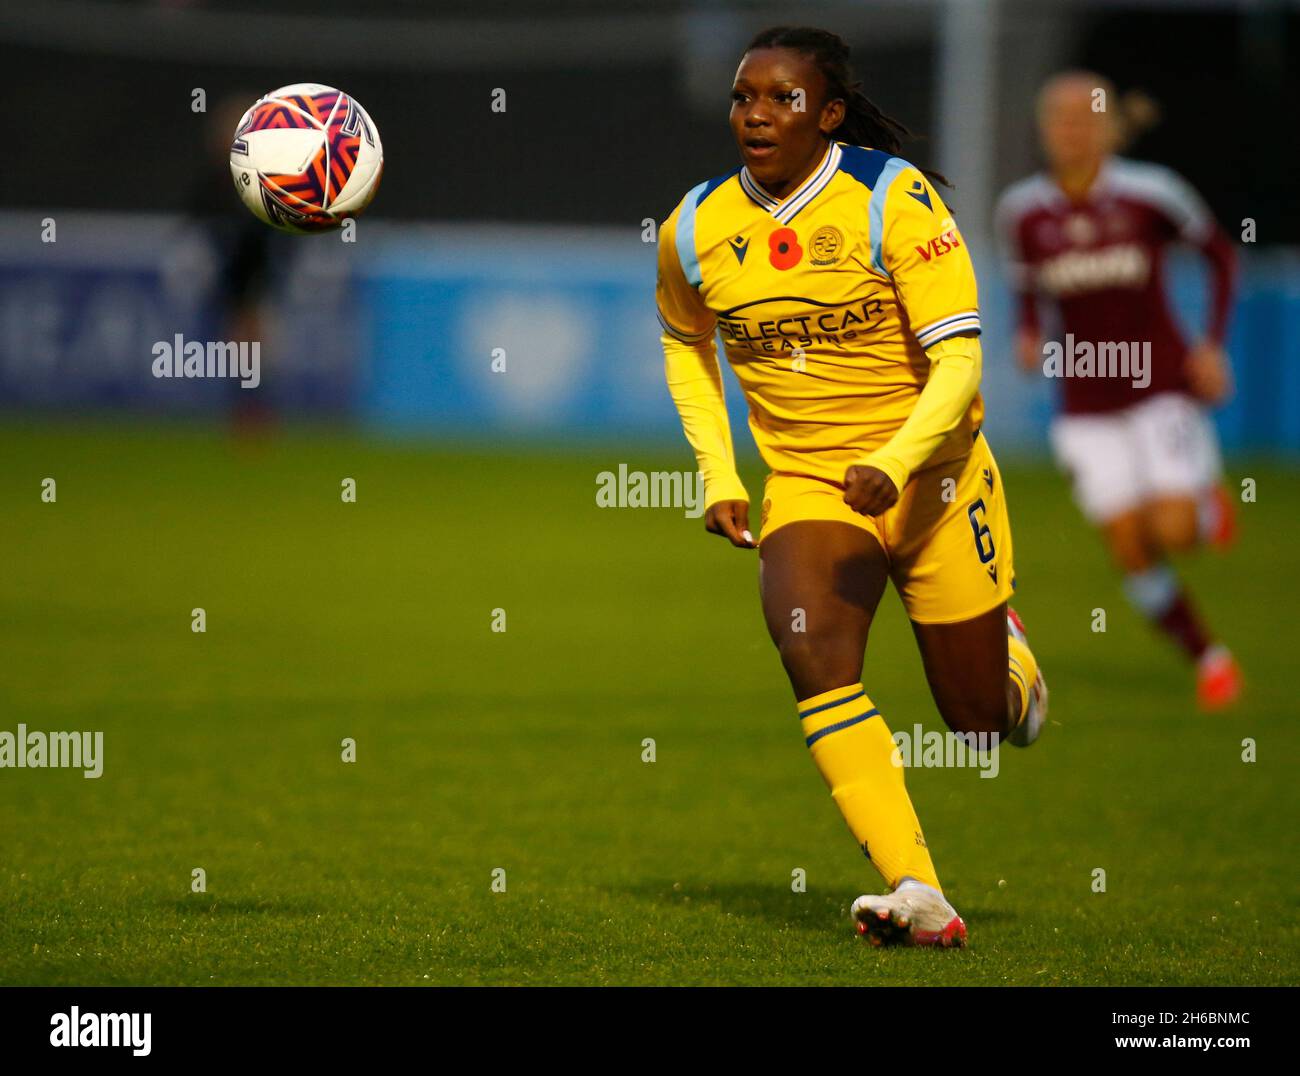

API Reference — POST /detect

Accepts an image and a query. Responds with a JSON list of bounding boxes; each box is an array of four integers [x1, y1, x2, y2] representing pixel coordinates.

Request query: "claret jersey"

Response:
[[995, 157, 1235, 415], [657, 140, 984, 485]]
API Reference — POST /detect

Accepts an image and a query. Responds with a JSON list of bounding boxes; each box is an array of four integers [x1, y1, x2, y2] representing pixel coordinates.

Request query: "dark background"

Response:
[[4, 0, 1296, 237]]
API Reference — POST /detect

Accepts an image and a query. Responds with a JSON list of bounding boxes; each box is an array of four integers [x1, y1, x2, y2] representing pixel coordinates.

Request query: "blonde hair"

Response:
[[1037, 70, 1160, 152]]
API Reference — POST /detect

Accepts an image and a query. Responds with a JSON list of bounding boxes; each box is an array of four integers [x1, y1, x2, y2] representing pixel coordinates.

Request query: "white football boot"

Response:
[[1007, 608, 1048, 747], [852, 879, 968, 948]]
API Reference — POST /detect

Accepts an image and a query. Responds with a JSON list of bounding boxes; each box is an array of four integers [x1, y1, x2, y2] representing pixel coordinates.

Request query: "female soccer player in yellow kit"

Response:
[[657, 26, 1048, 947]]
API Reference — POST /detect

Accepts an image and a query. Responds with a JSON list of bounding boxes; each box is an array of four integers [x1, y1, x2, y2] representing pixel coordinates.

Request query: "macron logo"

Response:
[[905, 179, 932, 211], [50, 1007, 151, 1056]]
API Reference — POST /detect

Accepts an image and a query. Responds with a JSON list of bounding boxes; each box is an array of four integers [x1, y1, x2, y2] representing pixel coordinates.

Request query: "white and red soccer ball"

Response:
[[229, 83, 383, 233]]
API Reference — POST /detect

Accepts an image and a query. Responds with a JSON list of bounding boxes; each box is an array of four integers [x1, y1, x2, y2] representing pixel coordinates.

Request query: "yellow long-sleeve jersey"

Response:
[[658, 141, 985, 507]]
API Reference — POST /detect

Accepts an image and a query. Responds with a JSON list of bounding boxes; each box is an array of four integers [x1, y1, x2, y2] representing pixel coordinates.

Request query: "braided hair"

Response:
[[744, 26, 951, 189]]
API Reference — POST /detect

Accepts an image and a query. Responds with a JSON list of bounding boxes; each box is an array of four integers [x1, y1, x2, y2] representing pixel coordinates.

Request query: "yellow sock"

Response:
[[1007, 635, 1039, 728], [798, 684, 941, 893]]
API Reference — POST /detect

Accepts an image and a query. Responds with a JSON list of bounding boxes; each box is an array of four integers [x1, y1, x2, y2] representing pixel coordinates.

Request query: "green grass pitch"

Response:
[[1, 421, 1296, 985]]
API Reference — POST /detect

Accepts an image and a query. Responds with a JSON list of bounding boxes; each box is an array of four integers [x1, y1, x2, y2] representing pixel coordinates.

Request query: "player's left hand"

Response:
[[1186, 340, 1234, 405], [843, 465, 899, 516]]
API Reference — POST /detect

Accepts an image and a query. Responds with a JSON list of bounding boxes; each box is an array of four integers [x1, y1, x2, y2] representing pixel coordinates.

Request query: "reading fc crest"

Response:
[[810, 225, 845, 266]]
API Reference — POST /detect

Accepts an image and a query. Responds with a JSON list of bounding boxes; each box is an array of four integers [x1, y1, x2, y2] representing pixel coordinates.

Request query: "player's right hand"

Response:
[[1015, 327, 1042, 374], [705, 500, 757, 548], [1186, 340, 1234, 405]]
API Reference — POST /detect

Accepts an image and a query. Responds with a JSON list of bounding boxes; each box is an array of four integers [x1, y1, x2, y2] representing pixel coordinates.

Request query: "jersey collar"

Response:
[[1050, 157, 1113, 206], [740, 141, 843, 224]]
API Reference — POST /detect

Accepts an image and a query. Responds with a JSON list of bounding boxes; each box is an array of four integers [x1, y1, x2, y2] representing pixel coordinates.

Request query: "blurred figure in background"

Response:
[[186, 94, 276, 438], [996, 72, 1240, 710]]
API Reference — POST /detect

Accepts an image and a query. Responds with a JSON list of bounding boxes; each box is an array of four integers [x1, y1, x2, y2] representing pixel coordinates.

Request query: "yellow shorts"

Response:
[[759, 433, 1016, 624]]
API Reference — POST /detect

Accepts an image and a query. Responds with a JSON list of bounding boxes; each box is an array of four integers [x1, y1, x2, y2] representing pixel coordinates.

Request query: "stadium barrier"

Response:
[[2, 213, 1296, 455]]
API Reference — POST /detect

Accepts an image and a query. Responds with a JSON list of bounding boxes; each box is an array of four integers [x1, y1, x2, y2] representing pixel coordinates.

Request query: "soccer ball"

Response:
[[229, 83, 383, 233]]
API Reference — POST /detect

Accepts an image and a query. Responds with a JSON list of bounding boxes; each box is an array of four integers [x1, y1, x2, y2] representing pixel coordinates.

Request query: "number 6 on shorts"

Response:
[[967, 499, 996, 564]]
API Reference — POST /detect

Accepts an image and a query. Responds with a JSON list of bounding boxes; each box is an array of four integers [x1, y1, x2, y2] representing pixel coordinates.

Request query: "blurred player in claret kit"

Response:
[[996, 72, 1241, 710]]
